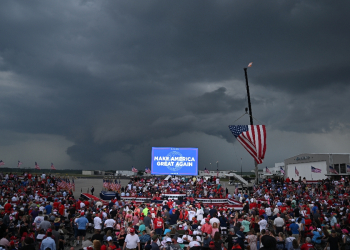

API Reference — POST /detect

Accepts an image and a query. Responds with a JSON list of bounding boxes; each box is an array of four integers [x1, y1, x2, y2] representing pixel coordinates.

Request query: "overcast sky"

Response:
[[0, 0, 350, 172]]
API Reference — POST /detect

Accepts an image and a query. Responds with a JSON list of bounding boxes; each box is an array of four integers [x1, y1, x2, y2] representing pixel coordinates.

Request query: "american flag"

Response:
[[347, 165, 350, 173], [51, 163, 56, 170], [329, 166, 338, 174], [265, 167, 271, 174], [72, 178, 75, 191], [132, 167, 138, 173], [0, 160, 4, 166], [103, 179, 108, 189], [35, 162, 40, 170], [229, 125, 266, 164], [280, 166, 285, 174], [295, 167, 299, 176], [58, 179, 67, 189], [17, 161, 22, 168], [248, 62, 253, 67], [204, 168, 209, 174], [145, 167, 151, 174], [311, 166, 321, 173]]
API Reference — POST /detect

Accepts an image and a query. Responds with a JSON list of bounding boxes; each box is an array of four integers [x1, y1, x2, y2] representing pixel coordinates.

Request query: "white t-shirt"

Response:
[[189, 241, 201, 248], [274, 217, 284, 227], [94, 217, 102, 229], [266, 207, 272, 216], [34, 216, 45, 229], [258, 219, 267, 231], [286, 236, 296, 243], [125, 234, 140, 248], [188, 211, 196, 221], [105, 219, 116, 228], [182, 235, 193, 242]]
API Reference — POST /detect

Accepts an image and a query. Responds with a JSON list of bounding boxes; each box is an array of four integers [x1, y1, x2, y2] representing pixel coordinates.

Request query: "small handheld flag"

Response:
[[280, 166, 285, 174], [265, 167, 271, 174], [311, 166, 321, 173], [295, 167, 299, 176], [329, 166, 338, 174], [17, 161, 22, 168], [35, 162, 40, 170], [51, 163, 56, 170], [0, 160, 4, 166]]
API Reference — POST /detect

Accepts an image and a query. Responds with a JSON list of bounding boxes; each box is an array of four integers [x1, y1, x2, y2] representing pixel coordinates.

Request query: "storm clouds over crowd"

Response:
[[0, 1, 349, 170]]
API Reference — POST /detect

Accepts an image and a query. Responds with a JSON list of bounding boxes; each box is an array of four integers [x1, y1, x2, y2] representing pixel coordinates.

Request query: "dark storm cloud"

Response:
[[0, 0, 349, 169], [186, 87, 246, 115], [255, 61, 350, 93]]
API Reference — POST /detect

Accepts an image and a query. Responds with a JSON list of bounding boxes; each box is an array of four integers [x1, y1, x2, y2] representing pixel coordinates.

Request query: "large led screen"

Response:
[[151, 147, 198, 175]]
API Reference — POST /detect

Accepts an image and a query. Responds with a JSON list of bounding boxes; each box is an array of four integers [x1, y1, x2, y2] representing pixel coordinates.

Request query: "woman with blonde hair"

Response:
[[247, 229, 258, 250], [276, 232, 285, 250], [211, 222, 219, 238]]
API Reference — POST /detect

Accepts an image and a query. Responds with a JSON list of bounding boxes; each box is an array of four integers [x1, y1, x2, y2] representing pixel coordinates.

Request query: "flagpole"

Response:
[[244, 67, 258, 184]]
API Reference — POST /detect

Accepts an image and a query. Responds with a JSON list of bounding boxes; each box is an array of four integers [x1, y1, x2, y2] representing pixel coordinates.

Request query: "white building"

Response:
[[268, 153, 350, 181], [115, 170, 135, 176]]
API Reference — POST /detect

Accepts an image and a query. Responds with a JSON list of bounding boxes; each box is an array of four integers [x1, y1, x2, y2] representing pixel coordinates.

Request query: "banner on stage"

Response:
[[151, 147, 198, 175]]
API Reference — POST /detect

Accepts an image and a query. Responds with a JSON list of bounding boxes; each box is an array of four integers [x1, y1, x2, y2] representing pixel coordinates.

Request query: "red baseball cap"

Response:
[[130, 228, 135, 233]]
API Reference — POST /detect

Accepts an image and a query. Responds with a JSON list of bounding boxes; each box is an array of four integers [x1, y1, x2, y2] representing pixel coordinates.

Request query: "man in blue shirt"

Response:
[[289, 219, 300, 242], [312, 204, 318, 215], [40, 231, 56, 250], [75, 213, 89, 244], [312, 228, 324, 244], [45, 202, 52, 215]]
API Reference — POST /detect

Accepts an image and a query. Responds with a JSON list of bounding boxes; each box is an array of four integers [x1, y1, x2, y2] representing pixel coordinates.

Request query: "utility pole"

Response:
[[244, 67, 259, 184], [216, 161, 219, 177]]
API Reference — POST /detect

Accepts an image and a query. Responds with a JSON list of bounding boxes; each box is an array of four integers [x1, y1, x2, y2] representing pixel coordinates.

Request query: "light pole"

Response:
[[216, 161, 219, 177], [244, 67, 258, 184]]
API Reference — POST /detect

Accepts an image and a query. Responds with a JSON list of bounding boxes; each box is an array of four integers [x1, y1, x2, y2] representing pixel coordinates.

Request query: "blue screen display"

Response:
[[151, 147, 198, 175]]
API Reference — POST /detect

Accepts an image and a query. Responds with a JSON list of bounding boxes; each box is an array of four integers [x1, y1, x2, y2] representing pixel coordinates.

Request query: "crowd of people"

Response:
[[0, 172, 350, 250], [117, 176, 225, 199]]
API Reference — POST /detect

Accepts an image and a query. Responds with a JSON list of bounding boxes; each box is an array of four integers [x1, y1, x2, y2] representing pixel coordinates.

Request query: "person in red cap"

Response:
[[123, 228, 140, 250]]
